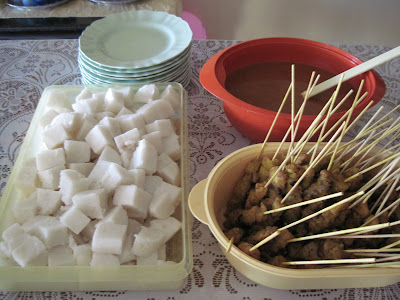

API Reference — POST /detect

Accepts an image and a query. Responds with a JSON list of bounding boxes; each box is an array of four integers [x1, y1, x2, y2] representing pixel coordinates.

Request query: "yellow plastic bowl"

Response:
[[189, 143, 400, 290]]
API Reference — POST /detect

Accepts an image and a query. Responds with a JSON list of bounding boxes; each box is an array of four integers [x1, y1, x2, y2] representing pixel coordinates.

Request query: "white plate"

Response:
[[79, 10, 192, 69]]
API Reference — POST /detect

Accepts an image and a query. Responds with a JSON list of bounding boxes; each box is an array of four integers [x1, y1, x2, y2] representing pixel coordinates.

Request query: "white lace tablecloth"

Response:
[[0, 39, 400, 299]]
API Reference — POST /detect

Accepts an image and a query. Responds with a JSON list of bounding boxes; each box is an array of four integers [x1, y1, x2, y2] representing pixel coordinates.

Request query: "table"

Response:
[[0, 39, 400, 299]]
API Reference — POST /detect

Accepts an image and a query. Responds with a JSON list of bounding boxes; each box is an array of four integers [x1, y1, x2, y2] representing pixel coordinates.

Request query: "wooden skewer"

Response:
[[271, 73, 320, 161], [282, 258, 375, 266], [288, 64, 296, 162], [383, 239, 400, 249], [345, 248, 400, 253], [263, 192, 343, 215], [281, 122, 346, 203], [249, 231, 280, 252], [344, 152, 400, 182], [257, 82, 293, 160], [226, 237, 234, 253], [323, 234, 400, 239], [280, 191, 364, 234]]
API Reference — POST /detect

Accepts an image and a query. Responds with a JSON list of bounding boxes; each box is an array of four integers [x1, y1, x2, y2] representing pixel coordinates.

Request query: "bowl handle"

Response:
[[188, 179, 209, 225]]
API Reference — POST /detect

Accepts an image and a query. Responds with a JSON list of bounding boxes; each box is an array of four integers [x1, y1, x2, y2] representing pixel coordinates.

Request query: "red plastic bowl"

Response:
[[199, 38, 386, 143]]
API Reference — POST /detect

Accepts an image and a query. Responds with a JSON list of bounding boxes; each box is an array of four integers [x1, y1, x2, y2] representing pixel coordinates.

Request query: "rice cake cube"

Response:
[[2, 223, 29, 251], [64, 140, 91, 163], [145, 119, 174, 137], [131, 226, 164, 257], [100, 163, 136, 193], [66, 162, 95, 177], [80, 220, 99, 243], [133, 84, 159, 104], [72, 188, 108, 219], [149, 217, 182, 242], [75, 114, 97, 141], [92, 222, 127, 255], [42, 123, 71, 149], [85, 124, 117, 154], [36, 148, 65, 172], [50, 112, 80, 134], [72, 97, 102, 115], [127, 169, 146, 189], [162, 133, 180, 161], [46, 91, 72, 114], [73, 243, 92, 266], [120, 150, 133, 169], [116, 107, 134, 117], [75, 87, 92, 102], [15, 160, 39, 196], [118, 114, 146, 132], [88, 160, 113, 182], [40, 109, 58, 128], [160, 84, 181, 109], [60, 206, 91, 235], [98, 145, 122, 165], [12, 235, 47, 267], [98, 116, 122, 138], [101, 205, 128, 226], [48, 245, 74, 266], [113, 185, 151, 220], [36, 188, 62, 215], [144, 175, 163, 195], [149, 182, 181, 219], [136, 99, 174, 124], [12, 192, 38, 224], [36, 216, 69, 248], [59, 169, 91, 205], [90, 253, 120, 266], [114, 128, 140, 153], [118, 234, 136, 264], [38, 164, 65, 190], [130, 139, 157, 175], [157, 153, 180, 186], [141, 131, 163, 154], [136, 251, 158, 265], [104, 88, 125, 114]]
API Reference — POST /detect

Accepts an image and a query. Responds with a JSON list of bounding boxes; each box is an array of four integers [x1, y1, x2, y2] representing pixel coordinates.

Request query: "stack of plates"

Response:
[[78, 10, 193, 87]]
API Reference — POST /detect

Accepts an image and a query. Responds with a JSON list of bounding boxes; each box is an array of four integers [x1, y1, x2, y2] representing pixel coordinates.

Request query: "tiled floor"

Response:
[[184, 0, 400, 47]]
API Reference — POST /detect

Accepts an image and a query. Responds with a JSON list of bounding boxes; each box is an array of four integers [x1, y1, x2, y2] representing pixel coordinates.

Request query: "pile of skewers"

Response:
[[223, 66, 400, 269]]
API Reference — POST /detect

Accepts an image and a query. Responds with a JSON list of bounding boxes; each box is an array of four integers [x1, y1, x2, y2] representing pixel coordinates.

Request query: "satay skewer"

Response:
[[226, 237, 234, 253], [263, 192, 343, 215], [344, 152, 400, 182], [282, 258, 375, 266], [345, 248, 400, 253], [271, 72, 320, 161], [281, 122, 346, 203], [257, 83, 293, 160], [250, 191, 364, 252]]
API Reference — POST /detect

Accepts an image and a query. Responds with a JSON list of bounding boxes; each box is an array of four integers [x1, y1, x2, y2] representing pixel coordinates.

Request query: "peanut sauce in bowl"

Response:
[[200, 38, 386, 143]]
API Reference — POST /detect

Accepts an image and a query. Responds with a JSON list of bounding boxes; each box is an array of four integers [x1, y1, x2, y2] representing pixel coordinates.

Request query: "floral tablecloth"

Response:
[[1, 39, 400, 299]]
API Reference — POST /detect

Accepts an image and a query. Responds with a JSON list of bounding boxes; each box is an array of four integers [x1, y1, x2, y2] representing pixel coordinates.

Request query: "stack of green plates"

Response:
[[78, 10, 193, 87]]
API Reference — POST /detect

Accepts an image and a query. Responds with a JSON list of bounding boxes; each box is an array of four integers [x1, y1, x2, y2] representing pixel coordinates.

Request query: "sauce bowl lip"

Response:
[[200, 37, 386, 121]]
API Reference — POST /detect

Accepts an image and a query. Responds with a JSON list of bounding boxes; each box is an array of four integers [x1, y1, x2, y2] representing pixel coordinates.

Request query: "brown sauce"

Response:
[[225, 61, 357, 115]]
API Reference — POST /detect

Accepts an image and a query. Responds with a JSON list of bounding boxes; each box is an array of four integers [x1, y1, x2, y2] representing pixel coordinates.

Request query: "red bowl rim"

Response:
[[200, 37, 386, 121]]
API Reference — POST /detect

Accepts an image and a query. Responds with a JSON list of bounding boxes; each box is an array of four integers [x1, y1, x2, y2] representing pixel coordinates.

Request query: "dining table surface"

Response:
[[1, 38, 400, 299]]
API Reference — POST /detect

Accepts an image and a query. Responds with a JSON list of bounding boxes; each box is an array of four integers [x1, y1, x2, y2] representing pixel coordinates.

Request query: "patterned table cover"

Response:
[[0, 39, 400, 299]]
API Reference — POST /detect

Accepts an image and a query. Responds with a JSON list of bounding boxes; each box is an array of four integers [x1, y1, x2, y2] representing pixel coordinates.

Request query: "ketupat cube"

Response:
[[72, 188, 108, 219], [60, 206, 91, 235], [36, 148, 66, 172], [64, 140, 91, 163], [112, 184, 152, 220], [92, 222, 127, 255]]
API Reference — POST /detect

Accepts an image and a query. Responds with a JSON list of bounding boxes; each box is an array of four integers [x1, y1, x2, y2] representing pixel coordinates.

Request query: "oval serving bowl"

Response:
[[188, 143, 400, 290]]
